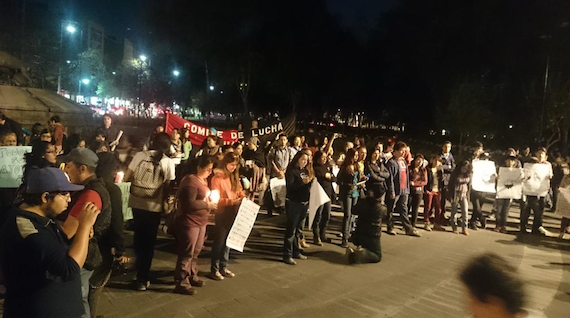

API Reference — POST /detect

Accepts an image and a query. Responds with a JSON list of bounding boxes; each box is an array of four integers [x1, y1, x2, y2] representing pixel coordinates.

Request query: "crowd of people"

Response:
[[0, 110, 568, 317]]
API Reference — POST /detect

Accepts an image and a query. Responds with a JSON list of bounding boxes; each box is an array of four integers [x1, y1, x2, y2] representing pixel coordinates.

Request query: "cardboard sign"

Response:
[[226, 198, 261, 252], [0, 146, 32, 188], [116, 182, 133, 220], [496, 167, 524, 199], [269, 177, 287, 208], [308, 181, 331, 228], [523, 163, 551, 197], [472, 160, 497, 193]]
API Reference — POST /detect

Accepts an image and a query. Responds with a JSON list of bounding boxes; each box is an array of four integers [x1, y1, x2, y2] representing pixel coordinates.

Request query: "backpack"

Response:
[[131, 151, 165, 198]]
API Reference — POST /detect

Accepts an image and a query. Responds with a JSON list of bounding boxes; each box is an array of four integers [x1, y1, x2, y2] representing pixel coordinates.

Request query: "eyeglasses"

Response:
[[56, 192, 71, 198]]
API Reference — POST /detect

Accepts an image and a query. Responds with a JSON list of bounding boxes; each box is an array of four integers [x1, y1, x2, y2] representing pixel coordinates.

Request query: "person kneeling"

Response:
[[347, 188, 386, 264]]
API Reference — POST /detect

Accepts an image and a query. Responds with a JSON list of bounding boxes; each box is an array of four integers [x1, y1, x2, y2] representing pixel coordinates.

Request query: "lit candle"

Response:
[[210, 189, 220, 203], [115, 171, 124, 183]]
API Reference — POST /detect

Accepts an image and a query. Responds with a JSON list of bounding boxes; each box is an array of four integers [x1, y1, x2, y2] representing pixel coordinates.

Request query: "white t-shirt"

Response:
[[128, 150, 176, 212]]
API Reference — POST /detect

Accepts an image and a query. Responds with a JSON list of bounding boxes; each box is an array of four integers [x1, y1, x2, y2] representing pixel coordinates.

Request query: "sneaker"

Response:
[[452, 229, 459, 234], [136, 281, 150, 291], [190, 279, 205, 287], [299, 238, 310, 249], [353, 247, 364, 264], [538, 226, 549, 235], [493, 227, 501, 232], [283, 257, 297, 265], [386, 229, 397, 236], [558, 232, 565, 239], [293, 254, 308, 260], [174, 285, 196, 295], [500, 227, 508, 234], [462, 229, 469, 236], [469, 223, 478, 231], [433, 224, 446, 231], [424, 222, 432, 231], [221, 269, 235, 278], [408, 230, 422, 237], [314, 237, 323, 246], [341, 239, 348, 248], [207, 271, 224, 281]]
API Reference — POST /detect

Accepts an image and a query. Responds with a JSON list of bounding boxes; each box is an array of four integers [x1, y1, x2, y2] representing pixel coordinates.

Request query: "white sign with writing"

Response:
[[472, 160, 497, 193], [269, 177, 286, 208], [308, 181, 331, 228], [523, 163, 551, 197], [496, 167, 524, 199], [0, 146, 32, 188], [226, 198, 261, 252]]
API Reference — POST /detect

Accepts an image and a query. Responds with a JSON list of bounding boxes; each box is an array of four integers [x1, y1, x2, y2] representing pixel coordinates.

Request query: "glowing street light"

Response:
[[81, 78, 90, 85], [66, 25, 77, 33], [209, 85, 215, 91], [139, 55, 147, 62], [173, 70, 180, 77]]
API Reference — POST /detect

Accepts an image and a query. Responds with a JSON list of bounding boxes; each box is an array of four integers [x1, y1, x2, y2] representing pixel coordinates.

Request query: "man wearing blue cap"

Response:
[[0, 167, 100, 318]]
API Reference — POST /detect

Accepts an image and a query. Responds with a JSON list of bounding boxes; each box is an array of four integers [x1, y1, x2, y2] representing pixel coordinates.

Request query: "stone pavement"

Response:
[[94, 205, 570, 318], [1, 204, 569, 317]]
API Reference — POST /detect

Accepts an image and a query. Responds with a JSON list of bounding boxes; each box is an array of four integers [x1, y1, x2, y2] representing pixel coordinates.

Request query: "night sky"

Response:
[[51, 0, 395, 40]]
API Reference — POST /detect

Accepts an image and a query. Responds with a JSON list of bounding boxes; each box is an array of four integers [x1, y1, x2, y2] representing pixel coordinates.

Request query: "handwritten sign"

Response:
[[496, 167, 524, 199], [269, 177, 286, 208], [226, 198, 260, 252], [0, 146, 32, 188], [116, 182, 133, 220], [523, 163, 551, 197], [472, 160, 497, 193], [308, 181, 331, 228]]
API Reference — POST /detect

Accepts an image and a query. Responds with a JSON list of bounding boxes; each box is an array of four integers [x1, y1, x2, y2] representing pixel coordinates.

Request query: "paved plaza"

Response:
[[2, 205, 570, 317]]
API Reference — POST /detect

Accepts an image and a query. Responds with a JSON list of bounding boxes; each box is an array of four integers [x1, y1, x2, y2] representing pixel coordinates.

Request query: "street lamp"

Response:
[[209, 85, 215, 91], [173, 70, 180, 77], [77, 78, 90, 103], [57, 21, 79, 94], [139, 55, 147, 62]]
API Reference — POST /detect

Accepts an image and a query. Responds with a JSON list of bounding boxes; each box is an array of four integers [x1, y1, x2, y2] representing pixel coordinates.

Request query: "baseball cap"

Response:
[[26, 167, 84, 194], [62, 148, 99, 167]]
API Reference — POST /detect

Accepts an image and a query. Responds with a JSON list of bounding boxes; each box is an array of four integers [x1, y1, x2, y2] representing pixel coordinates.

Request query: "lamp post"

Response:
[[57, 21, 78, 94], [78, 78, 90, 103]]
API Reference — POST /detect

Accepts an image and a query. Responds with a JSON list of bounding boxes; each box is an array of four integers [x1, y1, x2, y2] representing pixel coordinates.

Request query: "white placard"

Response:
[[0, 146, 32, 188], [269, 177, 286, 208], [308, 181, 331, 228], [496, 167, 524, 199], [226, 198, 261, 252], [523, 163, 551, 197], [332, 166, 340, 194], [472, 160, 497, 193]]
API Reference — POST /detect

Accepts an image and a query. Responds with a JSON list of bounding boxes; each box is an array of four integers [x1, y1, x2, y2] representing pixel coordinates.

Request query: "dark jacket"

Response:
[[440, 152, 456, 185], [365, 160, 389, 196], [0, 116, 24, 145], [353, 197, 386, 237], [285, 165, 311, 202], [314, 162, 336, 199], [386, 158, 410, 197], [425, 167, 445, 192]]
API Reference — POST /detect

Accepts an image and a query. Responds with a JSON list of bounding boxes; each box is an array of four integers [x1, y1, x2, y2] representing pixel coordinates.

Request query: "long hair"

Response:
[[287, 150, 307, 174], [300, 148, 315, 180], [150, 132, 172, 164], [220, 152, 241, 191], [341, 148, 358, 175], [22, 140, 55, 182], [180, 128, 190, 144]]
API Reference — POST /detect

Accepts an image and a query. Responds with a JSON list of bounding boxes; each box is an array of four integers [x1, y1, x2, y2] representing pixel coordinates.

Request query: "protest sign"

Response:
[[239, 114, 297, 143], [226, 198, 261, 252], [116, 182, 133, 220], [0, 146, 31, 188], [523, 163, 551, 197], [308, 181, 331, 228], [472, 160, 497, 193], [496, 167, 524, 199], [165, 113, 239, 146], [269, 177, 286, 208]]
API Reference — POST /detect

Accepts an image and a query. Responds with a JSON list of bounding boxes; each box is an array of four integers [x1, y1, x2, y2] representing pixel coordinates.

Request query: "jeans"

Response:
[[341, 195, 358, 239], [175, 225, 207, 285], [211, 213, 233, 273], [423, 191, 442, 225], [451, 197, 468, 231], [312, 201, 331, 239], [469, 190, 485, 226], [521, 196, 544, 233], [386, 194, 413, 233], [80, 268, 94, 318], [409, 192, 422, 227], [88, 243, 114, 318], [283, 200, 308, 258], [495, 198, 511, 228], [551, 186, 560, 211], [133, 208, 162, 283], [353, 235, 382, 263]]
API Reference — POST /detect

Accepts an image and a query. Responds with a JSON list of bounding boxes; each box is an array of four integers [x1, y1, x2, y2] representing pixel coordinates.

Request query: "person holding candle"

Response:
[[208, 153, 245, 280], [173, 156, 218, 295]]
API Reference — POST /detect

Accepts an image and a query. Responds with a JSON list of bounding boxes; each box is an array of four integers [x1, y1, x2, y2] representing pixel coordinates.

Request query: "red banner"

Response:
[[165, 113, 239, 146]]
